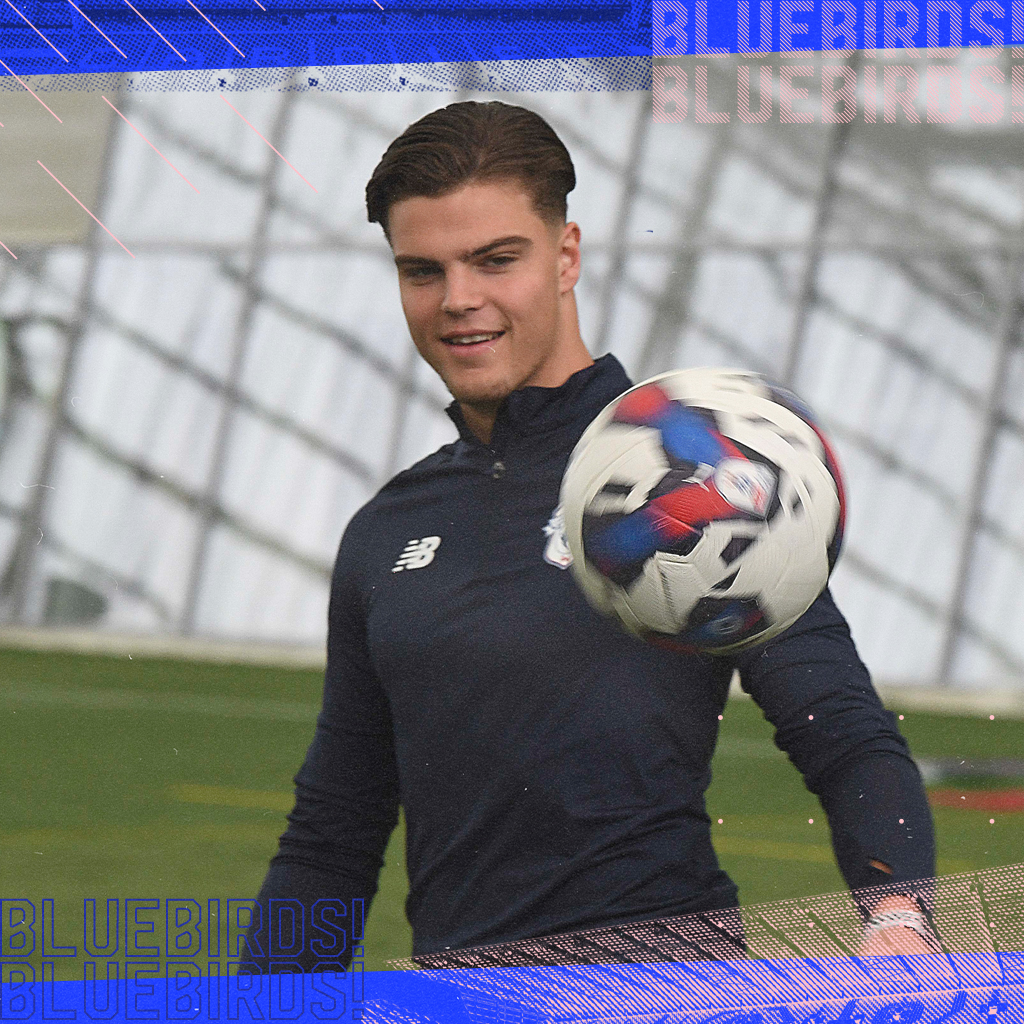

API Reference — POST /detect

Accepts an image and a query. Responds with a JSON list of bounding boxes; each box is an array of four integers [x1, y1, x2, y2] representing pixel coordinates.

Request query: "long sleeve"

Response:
[[730, 588, 935, 898], [241, 518, 401, 972]]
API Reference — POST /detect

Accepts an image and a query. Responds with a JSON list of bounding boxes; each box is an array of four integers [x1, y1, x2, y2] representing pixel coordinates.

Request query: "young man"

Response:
[[244, 101, 936, 970]]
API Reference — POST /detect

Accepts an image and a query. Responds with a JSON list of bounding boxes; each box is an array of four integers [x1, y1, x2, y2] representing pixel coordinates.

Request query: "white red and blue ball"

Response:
[[560, 368, 846, 654]]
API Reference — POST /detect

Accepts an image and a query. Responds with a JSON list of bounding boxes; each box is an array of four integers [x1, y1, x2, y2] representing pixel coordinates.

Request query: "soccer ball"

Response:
[[560, 368, 846, 654]]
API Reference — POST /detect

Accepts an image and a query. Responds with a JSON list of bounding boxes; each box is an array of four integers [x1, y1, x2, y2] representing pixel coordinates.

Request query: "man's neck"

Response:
[[457, 354, 597, 445], [459, 401, 501, 445]]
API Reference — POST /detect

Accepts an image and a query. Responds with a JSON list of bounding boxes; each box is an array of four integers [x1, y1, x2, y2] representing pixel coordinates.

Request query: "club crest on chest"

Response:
[[543, 505, 573, 569]]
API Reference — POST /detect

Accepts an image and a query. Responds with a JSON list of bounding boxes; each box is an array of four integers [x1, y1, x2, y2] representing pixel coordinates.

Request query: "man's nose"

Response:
[[441, 267, 483, 314]]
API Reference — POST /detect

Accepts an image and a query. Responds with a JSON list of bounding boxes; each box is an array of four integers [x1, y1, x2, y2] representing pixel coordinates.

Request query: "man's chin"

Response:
[[445, 377, 514, 412]]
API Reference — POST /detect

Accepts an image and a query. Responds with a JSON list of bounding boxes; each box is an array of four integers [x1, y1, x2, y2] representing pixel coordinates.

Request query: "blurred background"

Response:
[[2, 52, 1023, 689], [2, 53, 1023, 973]]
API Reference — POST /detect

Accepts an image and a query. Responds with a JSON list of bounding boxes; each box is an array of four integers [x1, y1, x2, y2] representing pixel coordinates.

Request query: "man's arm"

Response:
[[241, 522, 401, 973], [729, 588, 937, 949]]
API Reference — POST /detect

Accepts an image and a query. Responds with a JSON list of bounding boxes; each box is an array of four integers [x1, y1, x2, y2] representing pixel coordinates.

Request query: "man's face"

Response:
[[388, 179, 583, 416]]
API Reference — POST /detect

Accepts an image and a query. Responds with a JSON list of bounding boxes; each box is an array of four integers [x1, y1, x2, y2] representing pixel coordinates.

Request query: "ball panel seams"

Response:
[[560, 367, 846, 655]]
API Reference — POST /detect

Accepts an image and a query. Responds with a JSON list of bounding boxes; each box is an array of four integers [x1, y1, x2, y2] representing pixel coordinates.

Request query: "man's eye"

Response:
[[484, 255, 516, 267]]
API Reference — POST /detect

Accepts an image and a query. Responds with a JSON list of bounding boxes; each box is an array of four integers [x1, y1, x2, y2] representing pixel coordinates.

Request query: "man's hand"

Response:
[[859, 894, 935, 956]]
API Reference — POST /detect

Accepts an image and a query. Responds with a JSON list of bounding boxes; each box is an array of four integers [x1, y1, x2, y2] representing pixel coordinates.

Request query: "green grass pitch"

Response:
[[2, 645, 1021, 978]]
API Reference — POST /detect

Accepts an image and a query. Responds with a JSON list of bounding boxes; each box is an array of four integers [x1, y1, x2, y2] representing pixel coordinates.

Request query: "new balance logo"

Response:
[[392, 536, 441, 572]]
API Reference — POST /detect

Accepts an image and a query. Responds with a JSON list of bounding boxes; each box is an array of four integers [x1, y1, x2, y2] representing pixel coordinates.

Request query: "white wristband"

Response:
[[864, 909, 931, 943]]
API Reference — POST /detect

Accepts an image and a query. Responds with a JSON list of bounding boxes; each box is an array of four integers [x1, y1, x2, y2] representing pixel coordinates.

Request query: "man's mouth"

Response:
[[441, 331, 505, 347]]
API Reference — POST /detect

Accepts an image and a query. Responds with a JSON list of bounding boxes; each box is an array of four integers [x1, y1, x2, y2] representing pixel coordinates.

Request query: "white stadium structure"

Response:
[[1, 51, 1023, 696]]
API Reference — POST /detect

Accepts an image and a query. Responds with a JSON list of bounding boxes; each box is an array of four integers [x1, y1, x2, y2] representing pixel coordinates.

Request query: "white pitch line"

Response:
[[0, 681, 318, 721], [0, 625, 326, 668]]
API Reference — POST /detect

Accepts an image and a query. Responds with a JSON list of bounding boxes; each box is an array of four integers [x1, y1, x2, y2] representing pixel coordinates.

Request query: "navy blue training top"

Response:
[[246, 355, 934, 967]]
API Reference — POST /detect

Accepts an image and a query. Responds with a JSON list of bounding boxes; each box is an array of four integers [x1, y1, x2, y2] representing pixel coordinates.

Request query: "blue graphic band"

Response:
[[1, 0, 652, 77], [2, 958, 1023, 1022]]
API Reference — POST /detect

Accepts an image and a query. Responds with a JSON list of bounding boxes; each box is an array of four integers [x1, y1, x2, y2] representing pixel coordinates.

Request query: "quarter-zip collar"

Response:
[[444, 354, 633, 455]]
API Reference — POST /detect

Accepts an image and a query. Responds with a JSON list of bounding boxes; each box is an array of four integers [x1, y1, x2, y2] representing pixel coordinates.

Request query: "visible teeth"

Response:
[[447, 332, 500, 345]]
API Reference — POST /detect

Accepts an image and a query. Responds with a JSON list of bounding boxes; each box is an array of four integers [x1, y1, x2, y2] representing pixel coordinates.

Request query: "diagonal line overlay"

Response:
[[220, 95, 318, 192], [185, 0, 244, 56], [0, 58, 63, 121], [2, 0, 69, 60], [37, 160, 135, 257], [122, 0, 187, 60], [102, 95, 200, 193], [66, 0, 128, 58]]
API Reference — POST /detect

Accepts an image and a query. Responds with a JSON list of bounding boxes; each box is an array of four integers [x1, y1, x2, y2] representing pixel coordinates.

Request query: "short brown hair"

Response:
[[365, 101, 576, 235]]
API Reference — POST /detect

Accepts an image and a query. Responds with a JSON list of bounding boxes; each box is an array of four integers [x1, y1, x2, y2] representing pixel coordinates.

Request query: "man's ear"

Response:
[[558, 221, 582, 293]]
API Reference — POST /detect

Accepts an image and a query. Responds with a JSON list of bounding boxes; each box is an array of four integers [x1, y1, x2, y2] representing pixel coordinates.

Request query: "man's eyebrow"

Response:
[[462, 236, 532, 259], [393, 254, 440, 269], [393, 236, 532, 269]]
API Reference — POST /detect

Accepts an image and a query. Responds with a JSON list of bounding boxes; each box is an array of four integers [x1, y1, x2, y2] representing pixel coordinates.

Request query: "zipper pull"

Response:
[[491, 460, 506, 479]]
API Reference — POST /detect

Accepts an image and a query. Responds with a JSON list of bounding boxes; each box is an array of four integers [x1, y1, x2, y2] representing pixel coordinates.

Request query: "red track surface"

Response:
[[928, 788, 1024, 812]]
